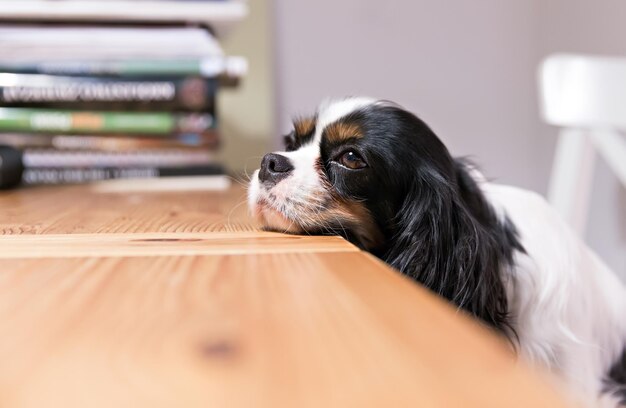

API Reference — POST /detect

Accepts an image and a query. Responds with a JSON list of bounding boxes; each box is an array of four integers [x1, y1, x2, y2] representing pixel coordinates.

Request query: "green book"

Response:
[[0, 108, 214, 135]]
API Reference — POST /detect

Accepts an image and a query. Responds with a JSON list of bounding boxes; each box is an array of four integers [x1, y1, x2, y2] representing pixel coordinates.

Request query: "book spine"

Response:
[[0, 108, 215, 135], [0, 57, 246, 79], [22, 148, 216, 168], [22, 165, 224, 185], [0, 74, 217, 111], [0, 132, 220, 150]]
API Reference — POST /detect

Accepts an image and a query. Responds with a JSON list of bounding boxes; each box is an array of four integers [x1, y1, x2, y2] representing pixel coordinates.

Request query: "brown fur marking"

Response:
[[324, 121, 362, 143], [293, 116, 316, 138]]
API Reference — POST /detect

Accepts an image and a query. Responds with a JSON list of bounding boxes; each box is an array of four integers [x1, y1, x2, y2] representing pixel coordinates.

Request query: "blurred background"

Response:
[[224, 0, 626, 277], [0, 0, 624, 275]]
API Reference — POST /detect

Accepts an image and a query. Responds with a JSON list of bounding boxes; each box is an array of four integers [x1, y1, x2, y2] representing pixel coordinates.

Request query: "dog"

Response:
[[248, 97, 626, 406]]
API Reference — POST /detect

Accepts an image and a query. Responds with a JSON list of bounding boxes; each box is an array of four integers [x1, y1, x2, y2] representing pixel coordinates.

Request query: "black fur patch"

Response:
[[316, 104, 524, 335], [383, 159, 523, 335], [606, 347, 626, 403]]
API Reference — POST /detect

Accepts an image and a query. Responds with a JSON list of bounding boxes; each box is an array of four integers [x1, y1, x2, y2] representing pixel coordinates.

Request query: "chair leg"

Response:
[[590, 129, 626, 189], [547, 128, 595, 235]]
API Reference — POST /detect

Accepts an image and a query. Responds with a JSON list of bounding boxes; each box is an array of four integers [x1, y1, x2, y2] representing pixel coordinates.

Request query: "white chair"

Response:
[[539, 53, 626, 235]]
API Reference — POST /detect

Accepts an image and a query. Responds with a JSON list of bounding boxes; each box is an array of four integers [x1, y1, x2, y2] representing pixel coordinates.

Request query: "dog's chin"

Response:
[[257, 206, 304, 234], [249, 170, 304, 234]]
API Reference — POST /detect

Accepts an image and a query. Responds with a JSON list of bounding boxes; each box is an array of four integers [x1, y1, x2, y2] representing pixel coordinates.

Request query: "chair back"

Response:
[[540, 54, 626, 130]]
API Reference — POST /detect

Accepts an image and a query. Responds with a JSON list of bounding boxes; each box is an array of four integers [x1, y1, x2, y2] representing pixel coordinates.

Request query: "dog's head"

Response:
[[248, 97, 456, 251], [249, 97, 521, 334]]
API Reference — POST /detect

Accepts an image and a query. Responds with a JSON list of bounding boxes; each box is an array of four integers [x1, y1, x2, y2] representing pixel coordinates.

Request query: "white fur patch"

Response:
[[313, 97, 377, 143], [273, 144, 322, 203], [482, 182, 626, 407]]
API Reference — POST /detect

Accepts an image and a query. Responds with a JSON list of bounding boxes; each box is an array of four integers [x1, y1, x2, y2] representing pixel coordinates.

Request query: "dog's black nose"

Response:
[[259, 153, 294, 185]]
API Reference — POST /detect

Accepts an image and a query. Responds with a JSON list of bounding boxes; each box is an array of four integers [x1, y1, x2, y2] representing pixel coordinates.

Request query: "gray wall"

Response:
[[274, 0, 540, 188], [271, 0, 626, 275]]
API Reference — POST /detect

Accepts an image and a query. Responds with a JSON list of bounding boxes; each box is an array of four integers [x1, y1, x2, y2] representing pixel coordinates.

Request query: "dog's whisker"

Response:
[[226, 197, 249, 228]]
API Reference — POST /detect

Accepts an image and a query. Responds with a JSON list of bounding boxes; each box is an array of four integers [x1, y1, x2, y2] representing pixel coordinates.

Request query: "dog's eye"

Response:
[[338, 150, 367, 169]]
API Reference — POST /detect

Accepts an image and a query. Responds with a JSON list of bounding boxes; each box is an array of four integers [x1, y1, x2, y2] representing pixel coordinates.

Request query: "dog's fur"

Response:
[[248, 97, 626, 406]]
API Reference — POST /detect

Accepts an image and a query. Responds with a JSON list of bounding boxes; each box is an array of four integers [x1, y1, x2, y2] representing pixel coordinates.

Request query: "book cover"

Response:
[[0, 74, 217, 111], [0, 108, 215, 135]]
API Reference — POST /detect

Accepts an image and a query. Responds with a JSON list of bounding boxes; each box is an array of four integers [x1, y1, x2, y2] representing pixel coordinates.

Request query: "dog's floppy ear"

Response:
[[383, 160, 519, 335]]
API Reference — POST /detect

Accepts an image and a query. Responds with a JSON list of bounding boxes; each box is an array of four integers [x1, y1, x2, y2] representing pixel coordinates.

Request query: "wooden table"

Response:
[[0, 179, 569, 408]]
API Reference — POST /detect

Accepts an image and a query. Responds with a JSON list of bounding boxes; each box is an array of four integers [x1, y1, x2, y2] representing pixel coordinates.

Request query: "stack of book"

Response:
[[0, 24, 246, 185]]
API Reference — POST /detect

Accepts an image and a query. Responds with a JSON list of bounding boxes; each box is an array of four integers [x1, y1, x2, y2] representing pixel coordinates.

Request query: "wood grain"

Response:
[[0, 252, 569, 408], [0, 232, 357, 258], [0, 182, 253, 235]]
